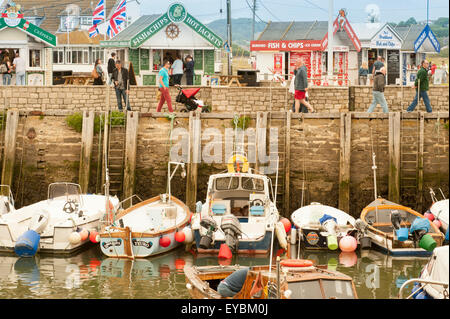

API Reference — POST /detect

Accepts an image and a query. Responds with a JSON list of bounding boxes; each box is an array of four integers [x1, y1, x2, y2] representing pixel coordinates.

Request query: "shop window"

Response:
[[80, 16, 93, 26], [92, 48, 105, 63], [29, 49, 41, 68], [70, 48, 90, 64], [53, 49, 64, 64]]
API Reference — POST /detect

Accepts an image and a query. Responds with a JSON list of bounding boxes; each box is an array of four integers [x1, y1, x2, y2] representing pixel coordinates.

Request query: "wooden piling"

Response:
[[79, 110, 95, 193], [339, 112, 351, 212], [1, 110, 19, 186], [389, 112, 401, 203], [283, 111, 291, 216], [186, 112, 201, 212], [123, 111, 139, 207]]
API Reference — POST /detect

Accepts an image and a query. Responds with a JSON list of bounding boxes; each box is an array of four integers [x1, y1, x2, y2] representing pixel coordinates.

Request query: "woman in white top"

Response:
[[171, 54, 184, 85]]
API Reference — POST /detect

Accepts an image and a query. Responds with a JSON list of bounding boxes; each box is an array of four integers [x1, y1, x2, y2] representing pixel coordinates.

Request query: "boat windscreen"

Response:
[[321, 280, 355, 299], [242, 177, 265, 192], [288, 280, 323, 299], [216, 177, 239, 190], [47, 183, 82, 203]]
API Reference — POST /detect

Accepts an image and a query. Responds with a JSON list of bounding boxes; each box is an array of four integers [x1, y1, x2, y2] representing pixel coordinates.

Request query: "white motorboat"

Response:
[[191, 154, 284, 255], [291, 202, 359, 251], [99, 162, 192, 259], [399, 245, 449, 299], [0, 182, 119, 256], [0, 185, 15, 216]]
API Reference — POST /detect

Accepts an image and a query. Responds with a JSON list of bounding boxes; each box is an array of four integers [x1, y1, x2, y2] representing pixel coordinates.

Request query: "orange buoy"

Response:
[[218, 243, 232, 259], [175, 231, 186, 243], [89, 230, 100, 243], [280, 259, 314, 268], [160, 237, 171, 248], [424, 212, 435, 221], [339, 235, 357, 252], [280, 218, 292, 233]]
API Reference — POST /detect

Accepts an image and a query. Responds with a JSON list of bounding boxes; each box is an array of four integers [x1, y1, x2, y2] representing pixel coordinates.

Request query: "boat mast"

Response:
[[370, 127, 378, 200]]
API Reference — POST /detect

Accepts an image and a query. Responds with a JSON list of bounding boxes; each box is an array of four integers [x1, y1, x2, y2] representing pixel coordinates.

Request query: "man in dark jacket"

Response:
[[185, 55, 194, 85], [293, 58, 314, 113], [107, 52, 116, 85], [367, 67, 389, 113], [406, 60, 432, 113], [112, 60, 131, 111]]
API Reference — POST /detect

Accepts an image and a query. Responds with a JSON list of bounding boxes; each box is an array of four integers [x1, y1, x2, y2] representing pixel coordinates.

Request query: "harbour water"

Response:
[[0, 244, 428, 299]]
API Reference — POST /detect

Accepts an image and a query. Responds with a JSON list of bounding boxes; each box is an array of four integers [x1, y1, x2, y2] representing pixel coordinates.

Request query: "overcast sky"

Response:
[[136, 0, 449, 24]]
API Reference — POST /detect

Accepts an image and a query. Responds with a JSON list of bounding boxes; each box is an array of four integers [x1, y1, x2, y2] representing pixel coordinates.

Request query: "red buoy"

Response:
[[89, 230, 99, 243], [280, 218, 292, 233], [218, 243, 232, 259], [159, 237, 171, 248], [175, 231, 186, 243]]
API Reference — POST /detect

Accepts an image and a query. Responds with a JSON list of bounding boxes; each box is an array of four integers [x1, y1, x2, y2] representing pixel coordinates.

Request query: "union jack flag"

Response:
[[92, 0, 106, 26], [89, 25, 100, 38], [106, 0, 127, 39], [89, 0, 105, 38]]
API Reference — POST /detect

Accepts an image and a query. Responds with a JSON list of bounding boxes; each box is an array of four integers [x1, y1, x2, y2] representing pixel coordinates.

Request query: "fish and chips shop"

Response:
[[0, 4, 56, 85], [100, 2, 223, 86]]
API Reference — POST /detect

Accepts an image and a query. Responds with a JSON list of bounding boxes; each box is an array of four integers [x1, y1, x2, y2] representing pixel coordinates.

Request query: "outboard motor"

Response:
[[199, 216, 218, 249], [390, 210, 402, 230], [220, 214, 242, 253], [319, 214, 338, 250], [14, 209, 50, 257], [355, 218, 371, 249]]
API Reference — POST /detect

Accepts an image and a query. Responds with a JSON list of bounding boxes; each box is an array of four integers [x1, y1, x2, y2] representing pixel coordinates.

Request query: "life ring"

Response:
[[280, 259, 314, 268], [227, 154, 249, 173]]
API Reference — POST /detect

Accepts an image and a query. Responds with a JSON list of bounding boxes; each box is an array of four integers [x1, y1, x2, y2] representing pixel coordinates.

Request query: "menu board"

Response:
[[194, 50, 203, 71], [289, 52, 311, 78], [140, 49, 150, 71], [129, 49, 140, 75], [204, 50, 215, 75], [143, 74, 156, 86], [387, 50, 400, 85]]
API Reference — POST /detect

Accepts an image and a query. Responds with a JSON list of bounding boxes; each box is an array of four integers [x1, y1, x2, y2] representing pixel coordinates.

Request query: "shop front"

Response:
[[250, 11, 361, 86], [100, 3, 223, 86], [0, 5, 56, 85]]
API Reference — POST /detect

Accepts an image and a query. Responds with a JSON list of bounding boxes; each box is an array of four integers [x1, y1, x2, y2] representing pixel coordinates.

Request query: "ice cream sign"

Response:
[[250, 40, 323, 51], [370, 25, 401, 49]]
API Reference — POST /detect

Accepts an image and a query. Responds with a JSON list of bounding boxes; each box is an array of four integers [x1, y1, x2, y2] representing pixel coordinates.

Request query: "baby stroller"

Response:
[[175, 85, 210, 112]]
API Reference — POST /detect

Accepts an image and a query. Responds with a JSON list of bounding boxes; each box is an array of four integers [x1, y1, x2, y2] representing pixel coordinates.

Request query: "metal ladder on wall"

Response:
[[106, 112, 127, 197], [400, 113, 420, 206]]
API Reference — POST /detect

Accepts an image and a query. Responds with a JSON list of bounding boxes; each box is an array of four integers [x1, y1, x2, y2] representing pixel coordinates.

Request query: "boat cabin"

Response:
[[204, 173, 273, 221]]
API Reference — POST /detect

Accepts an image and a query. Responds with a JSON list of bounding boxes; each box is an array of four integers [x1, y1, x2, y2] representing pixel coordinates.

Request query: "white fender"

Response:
[[276, 221, 288, 250]]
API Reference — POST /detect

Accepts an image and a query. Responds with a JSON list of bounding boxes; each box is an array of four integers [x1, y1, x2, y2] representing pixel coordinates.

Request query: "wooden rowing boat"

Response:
[[184, 262, 358, 299], [360, 198, 444, 256]]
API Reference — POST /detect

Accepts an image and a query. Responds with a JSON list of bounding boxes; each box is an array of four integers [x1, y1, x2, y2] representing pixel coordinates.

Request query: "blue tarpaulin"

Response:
[[410, 217, 430, 234], [319, 214, 337, 225]]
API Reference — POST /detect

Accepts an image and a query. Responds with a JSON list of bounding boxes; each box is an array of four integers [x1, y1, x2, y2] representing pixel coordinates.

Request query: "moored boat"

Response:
[[99, 161, 192, 259], [191, 154, 284, 255], [184, 260, 358, 299], [399, 245, 449, 299], [291, 202, 361, 251], [360, 198, 444, 256], [0, 182, 119, 256]]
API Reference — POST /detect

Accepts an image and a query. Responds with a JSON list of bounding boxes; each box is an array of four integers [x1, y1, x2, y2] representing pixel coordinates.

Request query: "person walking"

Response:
[[367, 67, 389, 113], [12, 51, 26, 86], [406, 60, 432, 113], [294, 57, 314, 113], [359, 62, 369, 85], [1, 55, 12, 86], [171, 54, 184, 85], [372, 56, 384, 77], [93, 59, 104, 85], [289, 69, 309, 113], [185, 55, 194, 85], [107, 52, 116, 85], [112, 60, 131, 111], [157, 59, 174, 113]]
